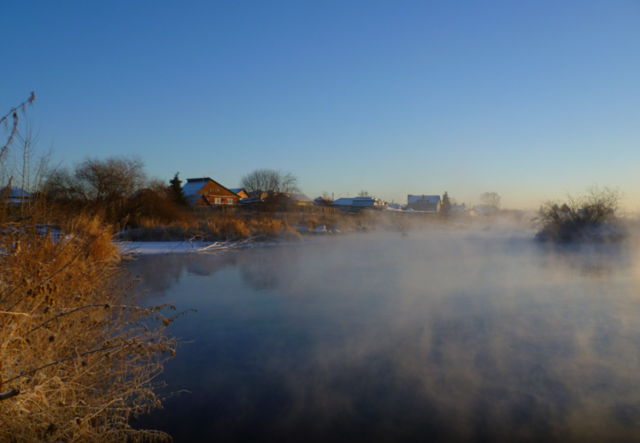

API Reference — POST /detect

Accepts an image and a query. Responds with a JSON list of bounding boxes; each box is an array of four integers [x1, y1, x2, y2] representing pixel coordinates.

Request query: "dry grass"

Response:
[[121, 211, 373, 242], [0, 205, 185, 441], [119, 207, 478, 242]]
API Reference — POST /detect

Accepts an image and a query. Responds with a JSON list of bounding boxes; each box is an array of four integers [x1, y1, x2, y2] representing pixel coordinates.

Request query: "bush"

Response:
[[0, 203, 183, 441], [535, 187, 626, 243]]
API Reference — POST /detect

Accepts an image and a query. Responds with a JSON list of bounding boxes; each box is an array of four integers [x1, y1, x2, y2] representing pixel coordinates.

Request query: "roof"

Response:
[[186, 194, 206, 206], [182, 179, 208, 196], [408, 195, 440, 205], [353, 196, 383, 206], [2, 187, 30, 198], [228, 188, 246, 195], [331, 198, 354, 206], [288, 193, 312, 202], [183, 177, 236, 197]]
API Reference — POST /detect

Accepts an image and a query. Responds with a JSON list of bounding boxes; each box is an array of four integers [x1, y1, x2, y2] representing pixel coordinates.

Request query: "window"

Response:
[[227, 198, 234, 204], [214, 198, 222, 204]]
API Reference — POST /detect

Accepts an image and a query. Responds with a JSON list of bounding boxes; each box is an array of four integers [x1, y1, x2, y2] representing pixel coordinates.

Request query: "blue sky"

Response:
[[2, 1, 639, 209]]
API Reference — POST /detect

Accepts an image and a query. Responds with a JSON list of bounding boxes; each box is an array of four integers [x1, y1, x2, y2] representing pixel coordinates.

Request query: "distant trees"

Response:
[[357, 190, 370, 197], [48, 155, 147, 203], [240, 169, 300, 198], [441, 192, 451, 215], [480, 192, 501, 210]]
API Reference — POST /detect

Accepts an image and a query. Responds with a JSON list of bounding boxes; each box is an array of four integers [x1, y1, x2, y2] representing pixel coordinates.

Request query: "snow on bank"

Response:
[[118, 238, 313, 256]]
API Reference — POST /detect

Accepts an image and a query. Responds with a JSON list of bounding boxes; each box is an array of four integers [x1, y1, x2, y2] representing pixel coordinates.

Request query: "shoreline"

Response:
[[118, 237, 319, 256]]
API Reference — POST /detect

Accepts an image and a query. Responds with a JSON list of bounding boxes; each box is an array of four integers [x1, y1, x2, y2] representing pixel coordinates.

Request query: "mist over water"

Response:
[[128, 229, 640, 442]]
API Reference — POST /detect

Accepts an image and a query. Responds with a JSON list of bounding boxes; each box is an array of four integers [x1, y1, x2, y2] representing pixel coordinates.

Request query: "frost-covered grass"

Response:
[[0, 207, 181, 441]]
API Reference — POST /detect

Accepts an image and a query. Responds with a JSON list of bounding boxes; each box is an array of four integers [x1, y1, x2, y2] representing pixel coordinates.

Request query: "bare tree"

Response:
[[240, 169, 300, 198], [358, 190, 370, 197], [48, 155, 147, 203], [480, 192, 501, 209]]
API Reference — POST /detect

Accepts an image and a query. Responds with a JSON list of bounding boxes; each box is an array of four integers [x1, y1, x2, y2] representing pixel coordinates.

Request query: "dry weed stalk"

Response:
[[0, 211, 185, 441]]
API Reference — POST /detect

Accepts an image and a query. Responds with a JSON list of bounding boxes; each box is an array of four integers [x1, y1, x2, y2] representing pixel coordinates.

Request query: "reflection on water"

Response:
[[128, 233, 640, 442]]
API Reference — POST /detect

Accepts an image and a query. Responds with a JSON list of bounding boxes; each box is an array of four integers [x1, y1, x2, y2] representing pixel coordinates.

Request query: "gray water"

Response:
[[128, 231, 640, 442]]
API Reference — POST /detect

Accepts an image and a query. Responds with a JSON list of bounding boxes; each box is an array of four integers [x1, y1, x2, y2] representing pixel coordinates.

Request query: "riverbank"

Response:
[[119, 236, 318, 256]]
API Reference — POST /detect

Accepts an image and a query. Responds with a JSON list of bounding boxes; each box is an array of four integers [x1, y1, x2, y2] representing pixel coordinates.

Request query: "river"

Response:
[[127, 230, 640, 442]]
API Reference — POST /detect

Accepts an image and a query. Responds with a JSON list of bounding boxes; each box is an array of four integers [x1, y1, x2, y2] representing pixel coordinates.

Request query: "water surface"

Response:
[[128, 232, 640, 442]]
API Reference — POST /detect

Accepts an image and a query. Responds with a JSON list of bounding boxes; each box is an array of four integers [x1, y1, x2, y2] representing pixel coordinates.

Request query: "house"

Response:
[[331, 196, 386, 212], [314, 196, 333, 207], [450, 204, 466, 212], [407, 195, 441, 212], [261, 192, 313, 208], [352, 196, 385, 208], [1, 187, 31, 204], [263, 193, 293, 210], [288, 193, 313, 206], [182, 178, 240, 206], [229, 188, 249, 199], [331, 198, 355, 212]]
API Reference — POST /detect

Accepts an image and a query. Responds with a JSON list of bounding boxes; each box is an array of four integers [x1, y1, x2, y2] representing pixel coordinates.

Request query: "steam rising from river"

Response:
[[129, 225, 640, 442]]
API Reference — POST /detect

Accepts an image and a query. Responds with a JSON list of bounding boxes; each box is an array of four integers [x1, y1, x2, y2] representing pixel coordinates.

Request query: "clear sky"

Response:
[[2, 1, 639, 210]]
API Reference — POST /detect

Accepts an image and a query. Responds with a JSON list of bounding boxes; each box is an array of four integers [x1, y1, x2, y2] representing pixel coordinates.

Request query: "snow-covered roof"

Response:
[[331, 198, 354, 206], [182, 178, 209, 196], [408, 195, 440, 204]]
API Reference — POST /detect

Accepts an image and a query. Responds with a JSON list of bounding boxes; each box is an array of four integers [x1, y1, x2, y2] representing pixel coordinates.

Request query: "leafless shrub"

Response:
[[535, 186, 625, 242]]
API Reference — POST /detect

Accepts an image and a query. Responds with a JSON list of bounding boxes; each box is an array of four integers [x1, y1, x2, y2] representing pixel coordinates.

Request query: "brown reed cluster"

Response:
[[123, 211, 366, 242], [0, 208, 187, 441]]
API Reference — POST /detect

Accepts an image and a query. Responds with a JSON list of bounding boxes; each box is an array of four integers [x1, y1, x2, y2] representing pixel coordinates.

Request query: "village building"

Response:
[[331, 198, 355, 212], [314, 196, 333, 207], [262, 193, 313, 206], [353, 196, 386, 208], [229, 188, 249, 199], [331, 196, 386, 212], [1, 187, 31, 205], [288, 193, 313, 206], [407, 195, 441, 212], [182, 178, 240, 207]]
